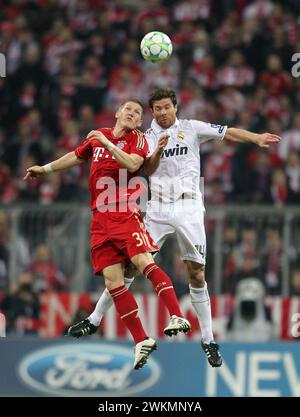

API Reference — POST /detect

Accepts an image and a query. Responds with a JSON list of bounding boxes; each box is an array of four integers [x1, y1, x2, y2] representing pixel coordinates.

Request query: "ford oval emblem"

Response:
[[18, 343, 160, 396]]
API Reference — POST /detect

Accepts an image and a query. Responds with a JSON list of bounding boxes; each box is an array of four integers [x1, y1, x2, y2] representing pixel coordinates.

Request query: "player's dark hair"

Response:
[[148, 88, 177, 109], [119, 99, 144, 114]]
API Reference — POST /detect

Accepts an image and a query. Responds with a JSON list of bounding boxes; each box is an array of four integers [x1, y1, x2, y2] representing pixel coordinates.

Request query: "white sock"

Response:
[[88, 277, 135, 326], [189, 283, 214, 344]]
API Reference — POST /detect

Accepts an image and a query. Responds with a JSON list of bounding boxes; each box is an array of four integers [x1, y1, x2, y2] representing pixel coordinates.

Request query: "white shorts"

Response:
[[144, 199, 206, 265]]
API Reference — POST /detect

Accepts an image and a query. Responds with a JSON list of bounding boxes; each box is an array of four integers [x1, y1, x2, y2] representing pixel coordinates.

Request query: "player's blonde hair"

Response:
[[119, 100, 144, 114]]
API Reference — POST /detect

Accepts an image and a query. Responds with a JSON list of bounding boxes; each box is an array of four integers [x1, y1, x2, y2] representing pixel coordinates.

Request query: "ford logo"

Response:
[[18, 343, 160, 396]]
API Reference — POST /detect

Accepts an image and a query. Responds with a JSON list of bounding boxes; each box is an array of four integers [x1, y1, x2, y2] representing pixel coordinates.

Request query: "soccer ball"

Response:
[[140, 31, 173, 63]]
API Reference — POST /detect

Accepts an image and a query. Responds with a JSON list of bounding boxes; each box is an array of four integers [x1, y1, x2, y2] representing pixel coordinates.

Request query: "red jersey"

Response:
[[75, 128, 148, 211]]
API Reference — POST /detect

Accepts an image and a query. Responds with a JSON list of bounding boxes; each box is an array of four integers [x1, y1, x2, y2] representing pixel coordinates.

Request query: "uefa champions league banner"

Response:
[[0, 339, 299, 397]]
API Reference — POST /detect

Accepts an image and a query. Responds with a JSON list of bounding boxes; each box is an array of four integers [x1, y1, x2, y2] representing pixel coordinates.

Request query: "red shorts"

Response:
[[91, 208, 159, 274]]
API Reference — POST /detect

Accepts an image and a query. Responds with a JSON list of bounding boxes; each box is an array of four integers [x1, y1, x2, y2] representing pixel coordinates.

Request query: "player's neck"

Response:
[[112, 125, 131, 138]]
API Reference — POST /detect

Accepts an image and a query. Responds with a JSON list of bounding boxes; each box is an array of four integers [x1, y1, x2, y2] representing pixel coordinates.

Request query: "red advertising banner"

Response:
[[38, 292, 300, 340]]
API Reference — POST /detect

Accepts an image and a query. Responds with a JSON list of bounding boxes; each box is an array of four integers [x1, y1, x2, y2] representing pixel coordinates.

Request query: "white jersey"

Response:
[[145, 118, 227, 205]]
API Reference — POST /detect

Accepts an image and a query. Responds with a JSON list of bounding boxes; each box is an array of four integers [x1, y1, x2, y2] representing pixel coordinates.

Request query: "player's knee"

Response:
[[131, 252, 154, 273], [102, 264, 125, 290], [189, 272, 205, 288], [104, 278, 124, 291], [103, 271, 124, 291], [187, 263, 205, 287]]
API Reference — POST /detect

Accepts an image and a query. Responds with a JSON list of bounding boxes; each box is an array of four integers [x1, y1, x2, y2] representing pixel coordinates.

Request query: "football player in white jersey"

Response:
[[68, 88, 281, 367]]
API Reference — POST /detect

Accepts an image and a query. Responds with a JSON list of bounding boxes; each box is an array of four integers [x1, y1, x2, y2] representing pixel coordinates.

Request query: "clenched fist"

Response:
[[87, 130, 110, 148]]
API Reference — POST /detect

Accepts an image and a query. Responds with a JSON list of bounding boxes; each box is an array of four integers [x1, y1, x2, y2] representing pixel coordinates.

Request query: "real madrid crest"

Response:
[[177, 132, 184, 140]]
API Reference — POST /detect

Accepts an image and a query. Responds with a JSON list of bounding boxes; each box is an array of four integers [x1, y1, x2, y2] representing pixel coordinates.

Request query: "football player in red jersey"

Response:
[[24, 100, 191, 369]]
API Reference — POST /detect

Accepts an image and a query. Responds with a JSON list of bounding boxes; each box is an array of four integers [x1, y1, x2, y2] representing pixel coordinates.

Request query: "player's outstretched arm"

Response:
[[225, 127, 281, 148], [24, 151, 84, 180], [144, 134, 169, 176]]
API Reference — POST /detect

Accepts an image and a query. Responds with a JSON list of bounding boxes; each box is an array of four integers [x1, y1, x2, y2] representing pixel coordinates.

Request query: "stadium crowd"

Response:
[[1, 0, 300, 206]]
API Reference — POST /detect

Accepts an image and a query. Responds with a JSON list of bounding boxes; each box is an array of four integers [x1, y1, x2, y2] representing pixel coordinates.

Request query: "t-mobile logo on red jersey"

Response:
[[93, 147, 115, 161]]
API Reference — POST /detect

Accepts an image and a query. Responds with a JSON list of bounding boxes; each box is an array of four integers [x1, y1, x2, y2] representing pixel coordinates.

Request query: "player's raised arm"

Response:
[[225, 127, 281, 148], [144, 134, 169, 176], [24, 151, 84, 180]]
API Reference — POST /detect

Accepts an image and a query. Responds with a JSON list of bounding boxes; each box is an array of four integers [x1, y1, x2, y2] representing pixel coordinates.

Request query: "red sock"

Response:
[[109, 285, 148, 344], [143, 263, 182, 317]]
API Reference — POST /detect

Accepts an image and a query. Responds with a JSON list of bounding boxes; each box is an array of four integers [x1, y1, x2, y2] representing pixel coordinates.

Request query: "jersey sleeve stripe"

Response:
[[138, 136, 142, 150], [137, 130, 141, 149], [136, 130, 145, 150], [140, 132, 145, 150]]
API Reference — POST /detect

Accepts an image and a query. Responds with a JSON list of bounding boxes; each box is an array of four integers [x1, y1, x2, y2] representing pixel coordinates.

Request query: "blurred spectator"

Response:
[[249, 150, 272, 203], [285, 151, 300, 203], [205, 177, 226, 205], [0, 272, 40, 335], [108, 51, 143, 88], [39, 172, 61, 204], [203, 140, 233, 197], [269, 26, 295, 71], [174, 0, 211, 21], [287, 221, 300, 274], [243, 0, 274, 20], [214, 10, 239, 54], [225, 228, 261, 292], [58, 119, 81, 152], [226, 278, 275, 341], [0, 209, 30, 289], [13, 44, 45, 94], [290, 268, 300, 296], [233, 228, 259, 264], [0, 162, 18, 204], [258, 54, 293, 97], [217, 50, 255, 89], [261, 228, 283, 294], [179, 81, 206, 119], [29, 243, 68, 292], [143, 57, 180, 92], [75, 70, 104, 112], [44, 27, 82, 76], [222, 223, 239, 282], [217, 86, 245, 123], [191, 29, 210, 65], [95, 102, 117, 127], [18, 155, 42, 201], [279, 113, 300, 160], [77, 104, 96, 138], [226, 255, 260, 293], [189, 54, 217, 90], [4, 121, 43, 177], [134, 0, 170, 35], [270, 168, 288, 207]]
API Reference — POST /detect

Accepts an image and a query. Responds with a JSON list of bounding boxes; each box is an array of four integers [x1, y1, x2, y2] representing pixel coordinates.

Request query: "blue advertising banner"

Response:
[[0, 339, 299, 397]]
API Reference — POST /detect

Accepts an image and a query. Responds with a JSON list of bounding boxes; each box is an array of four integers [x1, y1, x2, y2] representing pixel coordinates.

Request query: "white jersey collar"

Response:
[[151, 118, 180, 134]]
